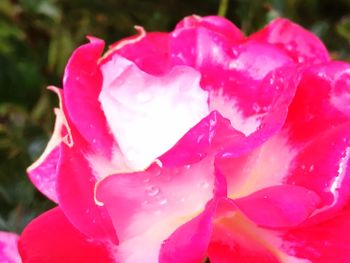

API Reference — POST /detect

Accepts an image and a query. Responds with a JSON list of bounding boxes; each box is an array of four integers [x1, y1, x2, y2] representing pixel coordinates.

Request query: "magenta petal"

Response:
[[0, 232, 20, 263], [284, 205, 350, 263], [284, 62, 350, 143], [208, 199, 281, 263], [159, 111, 245, 167], [27, 86, 71, 203], [56, 143, 117, 243], [96, 155, 219, 262], [234, 185, 321, 228], [27, 144, 60, 203], [169, 22, 236, 70], [213, 65, 299, 157], [110, 31, 170, 75], [250, 18, 330, 64], [63, 38, 114, 157], [159, 200, 217, 263], [175, 15, 244, 43], [286, 122, 350, 222], [18, 207, 114, 263]]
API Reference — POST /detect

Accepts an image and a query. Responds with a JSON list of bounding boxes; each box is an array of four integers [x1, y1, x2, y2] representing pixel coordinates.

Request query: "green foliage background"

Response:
[[1, 0, 350, 234]]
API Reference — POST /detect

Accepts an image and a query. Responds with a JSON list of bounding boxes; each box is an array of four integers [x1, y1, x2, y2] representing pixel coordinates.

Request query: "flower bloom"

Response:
[[19, 15, 350, 263], [0, 231, 21, 263]]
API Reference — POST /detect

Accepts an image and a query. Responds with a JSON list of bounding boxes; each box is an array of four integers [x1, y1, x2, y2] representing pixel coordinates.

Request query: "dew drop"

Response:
[[285, 44, 293, 51], [158, 198, 168, 205], [146, 185, 160, 196], [185, 164, 191, 169], [154, 159, 163, 168], [252, 103, 261, 113], [297, 56, 305, 63], [308, 165, 315, 172]]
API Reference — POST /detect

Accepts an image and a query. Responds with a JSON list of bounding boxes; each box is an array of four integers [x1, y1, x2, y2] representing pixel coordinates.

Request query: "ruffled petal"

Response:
[[27, 86, 71, 203], [283, 205, 350, 263], [63, 37, 115, 157], [208, 199, 305, 263], [95, 155, 221, 263], [209, 64, 298, 150], [106, 29, 170, 75], [284, 62, 350, 143], [218, 63, 350, 219], [170, 18, 299, 148], [104, 15, 244, 76], [56, 142, 117, 243], [159, 200, 217, 263], [233, 185, 321, 228], [0, 232, 20, 263], [250, 18, 330, 64], [99, 54, 209, 170], [26, 109, 63, 203], [216, 132, 296, 198], [18, 207, 114, 263], [159, 111, 245, 168], [175, 15, 244, 43], [285, 122, 350, 222]]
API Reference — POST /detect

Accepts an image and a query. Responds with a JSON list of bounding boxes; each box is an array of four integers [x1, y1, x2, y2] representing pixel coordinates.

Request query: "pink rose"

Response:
[[0, 231, 21, 263], [19, 15, 350, 263]]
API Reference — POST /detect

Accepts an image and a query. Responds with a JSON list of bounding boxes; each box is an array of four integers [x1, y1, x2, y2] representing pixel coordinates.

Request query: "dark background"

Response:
[[1, 0, 350, 233]]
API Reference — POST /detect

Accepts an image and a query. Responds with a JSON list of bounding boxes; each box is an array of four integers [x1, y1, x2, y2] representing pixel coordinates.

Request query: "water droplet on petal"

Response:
[[146, 185, 160, 196], [308, 165, 314, 172], [158, 198, 168, 205]]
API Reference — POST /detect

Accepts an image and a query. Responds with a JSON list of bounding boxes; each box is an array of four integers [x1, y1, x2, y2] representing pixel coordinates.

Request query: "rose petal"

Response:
[[63, 37, 115, 157], [217, 132, 297, 198], [159, 111, 245, 167], [170, 19, 299, 146], [0, 232, 20, 263], [99, 54, 209, 170], [56, 142, 117, 243], [285, 122, 350, 222], [284, 62, 350, 143], [218, 121, 350, 221], [208, 199, 307, 263], [18, 207, 114, 263], [107, 30, 170, 75], [234, 185, 321, 228], [27, 87, 70, 203], [250, 18, 330, 64], [283, 205, 350, 263], [159, 200, 217, 263], [96, 154, 220, 263], [175, 15, 244, 43]]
